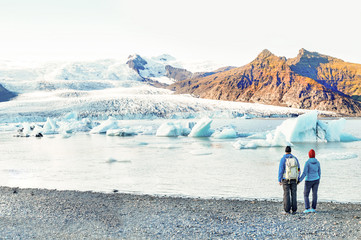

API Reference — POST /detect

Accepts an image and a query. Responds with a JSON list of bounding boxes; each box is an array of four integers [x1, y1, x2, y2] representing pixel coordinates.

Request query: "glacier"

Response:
[[0, 54, 338, 125]]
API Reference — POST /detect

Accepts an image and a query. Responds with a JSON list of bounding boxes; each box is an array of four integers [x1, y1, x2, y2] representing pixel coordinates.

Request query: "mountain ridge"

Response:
[[169, 49, 361, 116]]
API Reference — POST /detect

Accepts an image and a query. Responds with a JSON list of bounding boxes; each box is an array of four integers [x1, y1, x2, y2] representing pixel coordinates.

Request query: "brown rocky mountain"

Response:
[[169, 49, 361, 116], [164, 65, 193, 81], [0, 84, 16, 102], [287, 49, 361, 101], [165, 65, 236, 81], [126, 54, 235, 82]]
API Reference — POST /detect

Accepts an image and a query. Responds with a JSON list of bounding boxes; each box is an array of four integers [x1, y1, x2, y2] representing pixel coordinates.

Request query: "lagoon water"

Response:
[[1, 118, 361, 203]]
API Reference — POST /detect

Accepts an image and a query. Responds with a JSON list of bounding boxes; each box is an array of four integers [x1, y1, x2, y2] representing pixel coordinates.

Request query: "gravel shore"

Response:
[[0, 187, 360, 239]]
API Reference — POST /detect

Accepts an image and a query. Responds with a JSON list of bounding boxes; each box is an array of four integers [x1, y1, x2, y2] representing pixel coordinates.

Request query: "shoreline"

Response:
[[0, 187, 360, 239]]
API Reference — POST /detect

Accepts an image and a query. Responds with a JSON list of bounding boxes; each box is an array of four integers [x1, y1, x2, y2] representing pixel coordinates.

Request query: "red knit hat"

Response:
[[309, 149, 315, 158]]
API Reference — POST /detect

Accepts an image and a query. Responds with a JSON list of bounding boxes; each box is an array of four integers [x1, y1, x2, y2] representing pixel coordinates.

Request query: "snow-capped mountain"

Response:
[[0, 54, 221, 93], [0, 54, 334, 123]]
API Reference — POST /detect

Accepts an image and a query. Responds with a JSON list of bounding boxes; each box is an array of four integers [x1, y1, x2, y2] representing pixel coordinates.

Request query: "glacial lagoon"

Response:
[[1, 117, 361, 203]]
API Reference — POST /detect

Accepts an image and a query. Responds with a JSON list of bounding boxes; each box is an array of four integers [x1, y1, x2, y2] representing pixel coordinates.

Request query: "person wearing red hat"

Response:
[[299, 149, 321, 213]]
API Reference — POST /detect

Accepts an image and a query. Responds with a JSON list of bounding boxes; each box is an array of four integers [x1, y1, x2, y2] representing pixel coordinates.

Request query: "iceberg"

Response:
[[212, 128, 238, 139], [156, 122, 182, 137], [43, 118, 59, 135], [189, 118, 214, 137], [90, 117, 119, 134], [58, 118, 93, 134], [155, 121, 194, 137], [234, 111, 359, 149]]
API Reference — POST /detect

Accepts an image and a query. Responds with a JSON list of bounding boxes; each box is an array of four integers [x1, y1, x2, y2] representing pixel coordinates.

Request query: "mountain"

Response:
[[126, 54, 234, 83], [169, 49, 361, 116], [287, 48, 361, 101], [4, 55, 279, 122], [0, 83, 17, 102]]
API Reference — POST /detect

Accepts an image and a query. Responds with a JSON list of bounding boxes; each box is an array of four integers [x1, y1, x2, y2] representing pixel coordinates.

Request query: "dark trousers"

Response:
[[282, 179, 297, 213], [304, 179, 320, 210]]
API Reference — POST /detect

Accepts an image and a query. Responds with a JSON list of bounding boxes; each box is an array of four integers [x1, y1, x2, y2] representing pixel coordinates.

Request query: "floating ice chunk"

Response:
[[156, 122, 182, 137], [247, 132, 268, 139], [20, 122, 33, 135], [106, 158, 132, 163], [189, 118, 214, 137], [325, 118, 346, 141], [212, 128, 237, 139], [90, 117, 118, 134], [106, 158, 118, 163], [276, 111, 319, 143], [233, 133, 289, 149], [233, 140, 259, 149], [268, 128, 292, 146], [156, 121, 193, 137], [264, 111, 354, 143], [32, 124, 43, 135], [233, 111, 359, 150], [117, 160, 132, 163], [340, 133, 360, 142], [136, 126, 156, 135], [106, 128, 136, 137], [43, 118, 59, 135], [106, 129, 121, 136], [58, 118, 93, 134]]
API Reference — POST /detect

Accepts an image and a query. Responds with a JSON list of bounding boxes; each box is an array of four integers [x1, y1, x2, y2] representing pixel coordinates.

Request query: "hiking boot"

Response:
[[291, 211, 297, 215], [303, 209, 312, 213], [310, 209, 316, 213]]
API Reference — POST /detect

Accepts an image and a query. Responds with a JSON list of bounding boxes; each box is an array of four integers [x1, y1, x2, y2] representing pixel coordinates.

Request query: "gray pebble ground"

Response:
[[0, 187, 360, 239]]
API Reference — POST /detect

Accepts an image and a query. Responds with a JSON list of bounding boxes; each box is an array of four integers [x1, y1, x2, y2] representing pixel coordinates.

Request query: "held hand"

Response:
[[279, 182, 282, 186]]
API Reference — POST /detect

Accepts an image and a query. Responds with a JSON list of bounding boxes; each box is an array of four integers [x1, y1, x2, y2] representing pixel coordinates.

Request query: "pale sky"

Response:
[[0, 0, 360, 66]]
